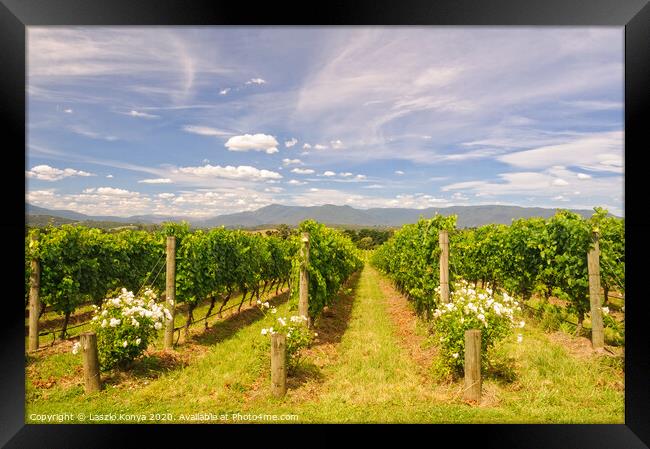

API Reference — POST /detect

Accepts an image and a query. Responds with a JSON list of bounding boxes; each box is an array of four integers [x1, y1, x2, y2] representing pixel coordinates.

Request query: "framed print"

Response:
[[2, 0, 649, 446]]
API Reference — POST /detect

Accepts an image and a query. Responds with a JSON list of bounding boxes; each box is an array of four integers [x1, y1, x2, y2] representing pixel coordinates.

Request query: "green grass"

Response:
[[26, 265, 623, 424]]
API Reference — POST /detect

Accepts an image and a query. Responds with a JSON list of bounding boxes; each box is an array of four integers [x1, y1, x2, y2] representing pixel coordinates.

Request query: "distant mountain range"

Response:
[[26, 203, 608, 229]]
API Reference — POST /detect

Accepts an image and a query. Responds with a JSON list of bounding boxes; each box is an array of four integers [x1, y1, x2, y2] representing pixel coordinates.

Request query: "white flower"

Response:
[[517, 334, 523, 344], [92, 316, 98, 321], [477, 313, 485, 321], [278, 317, 287, 327], [101, 319, 108, 328], [101, 310, 108, 317], [71, 341, 81, 355], [314, 332, 318, 337], [601, 307, 609, 315], [109, 318, 121, 327], [263, 301, 270, 308], [452, 353, 459, 359], [256, 299, 262, 305], [154, 321, 163, 330], [122, 340, 128, 348], [270, 308, 277, 314], [261, 328, 268, 336], [135, 338, 142, 345], [519, 320, 526, 328]]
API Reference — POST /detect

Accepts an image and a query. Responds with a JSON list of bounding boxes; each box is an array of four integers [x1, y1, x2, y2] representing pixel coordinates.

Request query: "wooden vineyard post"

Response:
[[81, 332, 101, 393], [28, 234, 41, 352], [164, 236, 176, 350], [439, 229, 450, 303], [271, 333, 287, 397], [587, 231, 605, 350], [299, 232, 311, 328], [463, 329, 481, 403]]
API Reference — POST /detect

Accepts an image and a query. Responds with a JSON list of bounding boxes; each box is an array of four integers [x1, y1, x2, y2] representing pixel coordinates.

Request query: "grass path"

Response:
[[26, 263, 624, 424]]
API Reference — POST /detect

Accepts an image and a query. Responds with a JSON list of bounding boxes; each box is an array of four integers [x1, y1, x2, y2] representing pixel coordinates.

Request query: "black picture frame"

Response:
[[2, 0, 648, 446]]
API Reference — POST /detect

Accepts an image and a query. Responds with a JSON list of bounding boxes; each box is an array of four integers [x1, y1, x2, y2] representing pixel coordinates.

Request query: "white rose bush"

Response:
[[73, 288, 172, 370], [257, 300, 315, 371], [431, 280, 524, 376]]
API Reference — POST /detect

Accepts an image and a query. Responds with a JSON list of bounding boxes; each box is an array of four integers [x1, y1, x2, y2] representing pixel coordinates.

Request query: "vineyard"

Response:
[[25, 211, 624, 423]]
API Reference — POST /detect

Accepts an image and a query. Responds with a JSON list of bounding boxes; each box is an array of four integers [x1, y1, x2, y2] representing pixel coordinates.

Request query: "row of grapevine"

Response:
[[373, 208, 624, 326], [289, 220, 363, 321], [371, 214, 456, 317], [25, 223, 295, 337]]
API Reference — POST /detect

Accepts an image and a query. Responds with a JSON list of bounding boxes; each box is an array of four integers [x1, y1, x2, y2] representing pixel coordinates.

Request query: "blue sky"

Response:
[[26, 27, 624, 218]]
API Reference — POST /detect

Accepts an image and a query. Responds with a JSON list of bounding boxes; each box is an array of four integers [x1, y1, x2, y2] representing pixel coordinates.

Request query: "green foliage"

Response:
[[290, 220, 362, 321], [342, 228, 393, 250], [25, 223, 296, 324], [371, 214, 457, 317]]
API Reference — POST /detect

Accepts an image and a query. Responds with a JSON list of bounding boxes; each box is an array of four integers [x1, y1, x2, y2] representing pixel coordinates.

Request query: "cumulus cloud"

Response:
[[63, 108, 73, 113], [291, 168, 315, 175], [225, 133, 279, 154], [282, 158, 302, 166], [26, 164, 94, 181], [552, 178, 569, 186], [322, 171, 336, 177], [330, 140, 344, 149], [288, 179, 307, 185], [395, 170, 405, 175], [577, 173, 592, 180], [303, 143, 312, 150], [339, 172, 353, 177], [219, 88, 231, 95], [177, 164, 282, 180], [183, 125, 232, 137], [138, 178, 173, 184], [106, 174, 114, 178], [158, 193, 175, 199], [355, 174, 367, 180], [313, 144, 328, 150], [246, 78, 266, 85], [285, 138, 298, 148], [83, 187, 138, 196]]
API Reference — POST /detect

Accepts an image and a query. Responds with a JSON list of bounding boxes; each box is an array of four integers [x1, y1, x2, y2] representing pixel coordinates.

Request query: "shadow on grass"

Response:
[[191, 290, 291, 347], [287, 361, 325, 390], [311, 269, 362, 347]]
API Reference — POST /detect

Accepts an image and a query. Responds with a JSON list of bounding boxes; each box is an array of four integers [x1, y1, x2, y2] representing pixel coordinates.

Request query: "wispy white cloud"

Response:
[[127, 110, 159, 118], [69, 125, 118, 141], [497, 131, 623, 173], [138, 178, 173, 184], [245, 78, 266, 85], [285, 138, 298, 148], [183, 125, 233, 137]]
